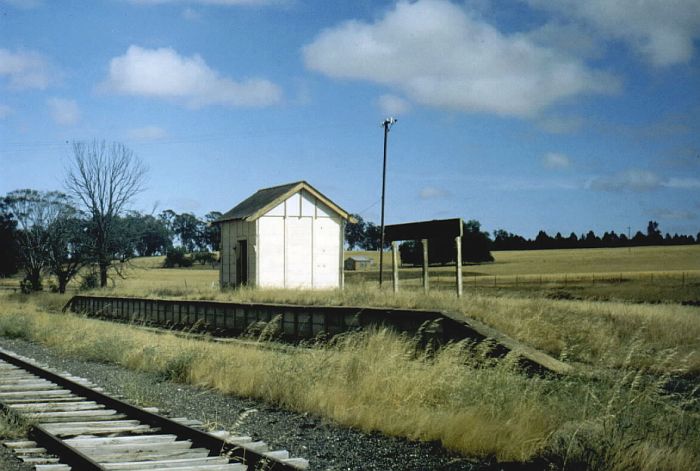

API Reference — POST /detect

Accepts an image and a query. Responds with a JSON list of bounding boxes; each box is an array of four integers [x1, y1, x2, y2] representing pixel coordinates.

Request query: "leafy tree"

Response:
[[159, 209, 177, 238], [65, 140, 147, 287], [535, 230, 553, 249], [2, 190, 74, 291], [345, 214, 367, 250], [582, 230, 601, 248], [363, 222, 385, 251], [462, 220, 494, 263], [172, 212, 204, 252], [45, 210, 91, 293], [0, 201, 19, 276], [646, 220, 663, 245], [203, 211, 223, 251], [492, 229, 527, 250], [163, 247, 193, 268], [120, 212, 171, 257], [566, 232, 579, 249]]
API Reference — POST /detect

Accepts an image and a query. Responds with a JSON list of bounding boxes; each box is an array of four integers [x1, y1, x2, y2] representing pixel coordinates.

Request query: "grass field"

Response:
[[1, 245, 699, 469], [348, 244, 700, 274]]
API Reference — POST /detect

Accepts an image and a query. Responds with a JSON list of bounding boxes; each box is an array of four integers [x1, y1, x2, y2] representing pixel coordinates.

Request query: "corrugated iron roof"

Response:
[[216, 181, 355, 223]]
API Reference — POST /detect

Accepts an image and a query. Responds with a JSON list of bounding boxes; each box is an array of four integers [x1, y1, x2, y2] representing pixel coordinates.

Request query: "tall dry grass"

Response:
[[0, 292, 697, 469], [88, 282, 700, 375]]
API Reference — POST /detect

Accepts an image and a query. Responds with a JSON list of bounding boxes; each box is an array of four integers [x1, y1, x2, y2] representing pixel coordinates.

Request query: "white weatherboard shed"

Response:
[[217, 181, 355, 289]]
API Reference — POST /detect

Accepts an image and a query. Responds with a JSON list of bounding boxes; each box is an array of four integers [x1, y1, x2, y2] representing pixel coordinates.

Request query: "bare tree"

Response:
[[65, 140, 147, 287]]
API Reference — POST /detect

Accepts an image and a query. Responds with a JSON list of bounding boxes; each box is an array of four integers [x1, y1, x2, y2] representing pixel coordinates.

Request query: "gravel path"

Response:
[[0, 337, 489, 471]]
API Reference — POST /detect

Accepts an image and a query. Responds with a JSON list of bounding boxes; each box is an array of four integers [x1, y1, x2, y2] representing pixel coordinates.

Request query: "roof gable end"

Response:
[[217, 181, 355, 223]]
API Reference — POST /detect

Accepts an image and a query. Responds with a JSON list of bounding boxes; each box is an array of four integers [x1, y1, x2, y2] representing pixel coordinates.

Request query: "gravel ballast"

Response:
[[0, 337, 490, 471]]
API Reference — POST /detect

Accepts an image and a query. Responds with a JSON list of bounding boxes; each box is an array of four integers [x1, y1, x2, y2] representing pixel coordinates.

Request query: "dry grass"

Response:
[[351, 244, 700, 274], [84, 280, 700, 375], [0, 292, 697, 469]]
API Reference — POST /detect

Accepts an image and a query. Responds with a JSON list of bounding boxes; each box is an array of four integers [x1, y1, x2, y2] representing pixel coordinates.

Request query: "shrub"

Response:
[[79, 270, 99, 291], [163, 248, 193, 268]]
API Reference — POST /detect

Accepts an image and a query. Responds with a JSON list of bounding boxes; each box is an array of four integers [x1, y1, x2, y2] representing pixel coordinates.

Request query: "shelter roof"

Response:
[[217, 181, 356, 223]]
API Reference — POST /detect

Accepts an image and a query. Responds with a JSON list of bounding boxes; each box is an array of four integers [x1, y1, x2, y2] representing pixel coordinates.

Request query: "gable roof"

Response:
[[217, 181, 356, 223]]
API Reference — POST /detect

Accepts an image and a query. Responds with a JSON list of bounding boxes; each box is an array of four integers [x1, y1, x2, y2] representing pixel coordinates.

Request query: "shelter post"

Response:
[[455, 235, 463, 298], [422, 239, 429, 293], [392, 241, 399, 293]]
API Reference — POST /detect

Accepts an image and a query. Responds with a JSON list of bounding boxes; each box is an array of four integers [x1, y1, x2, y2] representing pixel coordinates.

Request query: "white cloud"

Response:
[[419, 186, 451, 199], [377, 94, 410, 115], [101, 45, 282, 107], [127, 125, 168, 140], [302, 0, 619, 118], [47, 97, 79, 125], [525, 0, 700, 66], [542, 152, 572, 169], [0, 104, 11, 119], [0, 48, 52, 90]]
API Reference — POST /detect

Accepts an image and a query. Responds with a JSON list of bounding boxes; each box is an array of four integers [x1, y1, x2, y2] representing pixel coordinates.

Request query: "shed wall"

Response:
[[220, 220, 256, 287], [220, 188, 344, 289]]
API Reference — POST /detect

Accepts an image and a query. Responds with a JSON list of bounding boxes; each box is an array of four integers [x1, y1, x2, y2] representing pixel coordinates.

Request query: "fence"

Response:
[[346, 270, 699, 291]]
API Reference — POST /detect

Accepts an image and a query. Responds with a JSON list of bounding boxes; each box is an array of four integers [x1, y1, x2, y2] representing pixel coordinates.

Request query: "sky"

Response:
[[1, 0, 699, 239]]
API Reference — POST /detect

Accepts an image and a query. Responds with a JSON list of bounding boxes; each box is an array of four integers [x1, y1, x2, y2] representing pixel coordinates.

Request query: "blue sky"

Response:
[[1, 0, 699, 239]]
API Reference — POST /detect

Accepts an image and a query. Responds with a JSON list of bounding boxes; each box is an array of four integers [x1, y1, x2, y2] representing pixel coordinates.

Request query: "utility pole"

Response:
[[379, 117, 397, 286]]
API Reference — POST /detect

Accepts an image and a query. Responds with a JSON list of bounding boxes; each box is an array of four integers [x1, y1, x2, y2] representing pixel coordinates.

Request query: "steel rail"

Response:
[[0, 348, 302, 470]]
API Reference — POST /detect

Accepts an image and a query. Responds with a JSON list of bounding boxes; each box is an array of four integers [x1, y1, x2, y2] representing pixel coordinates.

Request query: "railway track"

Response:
[[0, 348, 308, 470]]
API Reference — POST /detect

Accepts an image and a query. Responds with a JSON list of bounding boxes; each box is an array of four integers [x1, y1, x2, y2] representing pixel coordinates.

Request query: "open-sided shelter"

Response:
[[216, 181, 354, 289]]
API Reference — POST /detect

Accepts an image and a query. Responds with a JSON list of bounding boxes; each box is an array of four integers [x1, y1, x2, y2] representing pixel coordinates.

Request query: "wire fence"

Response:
[[347, 269, 700, 290]]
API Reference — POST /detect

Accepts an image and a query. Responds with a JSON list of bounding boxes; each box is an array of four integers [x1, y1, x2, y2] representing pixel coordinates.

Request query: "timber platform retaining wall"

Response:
[[64, 295, 572, 375], [65, 295, 470, 344]]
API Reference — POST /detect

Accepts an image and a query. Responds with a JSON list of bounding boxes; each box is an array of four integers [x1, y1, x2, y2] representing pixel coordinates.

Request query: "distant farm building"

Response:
[[344, 255, 373, 271], [216, 181, 354, 289]]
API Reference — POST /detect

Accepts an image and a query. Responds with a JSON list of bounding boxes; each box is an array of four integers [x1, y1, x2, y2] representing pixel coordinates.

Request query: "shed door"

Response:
[[237, 240, 248, 286]]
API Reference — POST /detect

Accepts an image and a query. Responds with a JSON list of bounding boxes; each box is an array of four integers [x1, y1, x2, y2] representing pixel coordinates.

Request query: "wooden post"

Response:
[[455, 235, 463, 298], [392, 241, 399, 293], [422, 238, 429, 293]]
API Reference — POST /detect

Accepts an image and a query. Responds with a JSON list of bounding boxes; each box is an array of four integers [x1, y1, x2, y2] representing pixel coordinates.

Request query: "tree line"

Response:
[[344, 214, 698, 265], [0, 140, 223, 292], [492, 221, 699, 251]]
